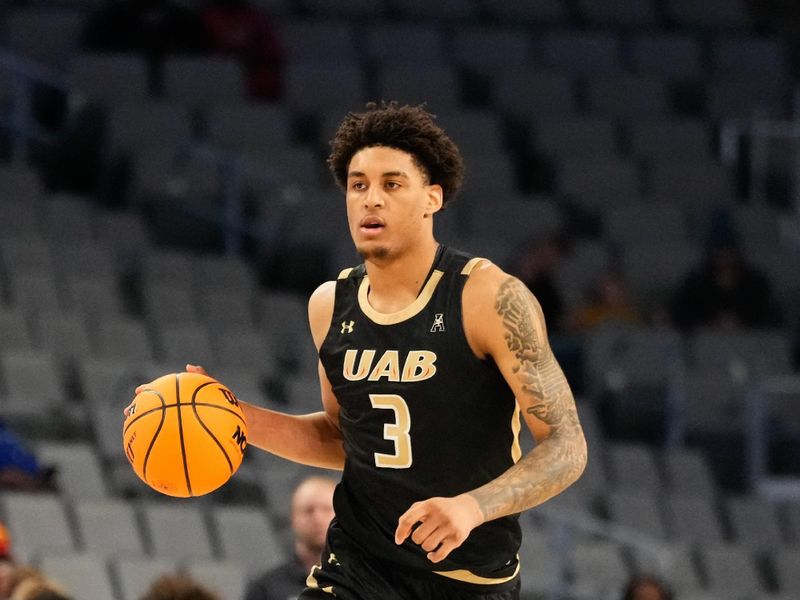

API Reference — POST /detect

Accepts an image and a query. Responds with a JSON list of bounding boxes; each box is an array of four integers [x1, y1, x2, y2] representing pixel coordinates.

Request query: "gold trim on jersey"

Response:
[[306, 564, 335, 595], [433, 559, 520, 585], [460, 257, 489, 275], [338, 267, 354, 279], [511, 404, 522, 463], [358, 270, 444, 325]]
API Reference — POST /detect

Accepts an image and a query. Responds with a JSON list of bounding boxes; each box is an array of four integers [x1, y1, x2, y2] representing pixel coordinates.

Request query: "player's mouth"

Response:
[[359, 216, 386, 236]]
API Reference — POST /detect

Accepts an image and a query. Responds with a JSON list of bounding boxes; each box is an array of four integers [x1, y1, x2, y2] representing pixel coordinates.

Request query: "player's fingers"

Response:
[[395, 503, 426, 544], [427, 538, 458, 563], [123, 402, 134, 416], [410, 519, 439, 546], [186, 364, 208, 375], [420, 529, 446, 553]]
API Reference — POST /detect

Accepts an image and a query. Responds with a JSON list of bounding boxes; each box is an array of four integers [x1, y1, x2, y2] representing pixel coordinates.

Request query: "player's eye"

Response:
[[385, 181, 400, 190], [350, 181, 366, 191]]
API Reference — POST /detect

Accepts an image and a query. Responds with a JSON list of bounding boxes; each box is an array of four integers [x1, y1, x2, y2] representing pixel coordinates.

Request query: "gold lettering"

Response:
[[401, 351, 437, 382], [343, 349, 375, 381], [368, 350, 400, 382]]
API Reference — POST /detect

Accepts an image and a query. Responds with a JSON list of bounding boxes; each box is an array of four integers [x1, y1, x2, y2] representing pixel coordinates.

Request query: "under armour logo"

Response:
[[341, 320, 354, 334], [430, 313, 445, 332]]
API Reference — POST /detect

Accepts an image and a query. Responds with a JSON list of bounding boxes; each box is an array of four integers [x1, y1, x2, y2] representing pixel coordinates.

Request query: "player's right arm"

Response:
[[234, 280, 345, 469], [131, 282, 346, 470]]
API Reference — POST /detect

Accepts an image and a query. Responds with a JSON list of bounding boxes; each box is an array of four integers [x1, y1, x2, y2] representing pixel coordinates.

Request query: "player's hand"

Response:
[[395, 494, 484, 563], [125, 364, 209, 416]]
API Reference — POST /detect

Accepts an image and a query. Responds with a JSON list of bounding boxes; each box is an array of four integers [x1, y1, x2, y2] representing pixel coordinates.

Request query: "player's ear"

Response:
[[425, 184, 443, 216]]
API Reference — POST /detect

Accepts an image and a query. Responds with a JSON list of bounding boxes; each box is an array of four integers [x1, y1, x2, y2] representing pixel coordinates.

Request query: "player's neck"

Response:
[[363, 239, 440, 313]]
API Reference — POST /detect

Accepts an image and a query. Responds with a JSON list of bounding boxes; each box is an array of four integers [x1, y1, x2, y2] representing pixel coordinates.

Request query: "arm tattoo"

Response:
[[470, 277, 587, 521]]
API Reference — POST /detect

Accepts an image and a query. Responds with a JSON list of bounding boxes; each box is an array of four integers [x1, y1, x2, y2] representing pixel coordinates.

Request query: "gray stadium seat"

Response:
[[0, 307, 34, 352], [107, 102, 193, 154], [604, 202, 689, 246], [606, 442, 663, 492], [630, 541, 704, 597], [212, 505, 284, 575], [375, 66, 462, 112], [771, 547, 800, 596], [204, 103, 293, 153], [284, 63, 367, 116], [0, 198, 43, 235], [648, 160, 735, 200], [436, 110, 507, 157], [710, 34, 790, 82], [664, 494, 725, 543], [627, 119, 712, 162], [517, 527, 562, 597], [492, 69, 577, 121], [1, 492, 75, 561], [112, 556, 179, 600], [451, 27, 533, 75], [155, 323, 216, 369], [575, 0, 658, 26], [533, 118, 618, 158], [569, 539, 631, 598], [1, 234, 54, 277], [278, 19, 358, 65], [140, 502, 214, 562], [539, 31, 622, 74], [0, 349, 64, 413], [194, 254, 257, 296], [662, 447, 718, 498], [212, 328, 275, 378], [482, 0, 568, 24], [36, 441, 108, 500], [724, 495, 785, 549], [690, 329, 792, 378], [185, 559, 246, 600], [557, 158, 641, 205], [73, 498, 146, 557], [364, 22, 448, 66], [621, 241, 701, 308], [706, 79, 789, 120], [38, 552, 117, 600], [299, 0, 385, 17], [69, 52, 150, 105], [142, 283, 199, 326], [585, 74, 669, 118], [140, 249, 197, 292], [391, 0, 478, 20], [605, 489, 668, 539], [91, 316, 154, 362], [196, 289, 258, 333], [630, 33, 705, 79], [5, 8, 85, 68], [8, 273, 63, 315], [699, 543, 767, 599], [162, 56, 246, 106], [664, 0, 752, 29]]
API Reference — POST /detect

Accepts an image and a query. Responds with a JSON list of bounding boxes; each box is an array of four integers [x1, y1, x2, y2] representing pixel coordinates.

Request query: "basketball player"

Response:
[[139, 102, 587, 599]]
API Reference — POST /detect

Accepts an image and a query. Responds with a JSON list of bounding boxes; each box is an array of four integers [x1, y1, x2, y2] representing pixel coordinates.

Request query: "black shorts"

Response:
[[298, 521, 520, 600]]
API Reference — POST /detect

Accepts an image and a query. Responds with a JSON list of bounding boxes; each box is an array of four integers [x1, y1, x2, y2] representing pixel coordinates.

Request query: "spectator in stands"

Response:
[[243, 476, 336, 600], [0, 423, 55, 493], [669, 232, 780, 332], [568, 271, 642, 333], [138, 573, 219, 600], [199, 0, 284, 101], [81, 0, 208, 93], [621, 574, 672, 600], [509, 234, 568, 333], [7, 567, 71, 600]]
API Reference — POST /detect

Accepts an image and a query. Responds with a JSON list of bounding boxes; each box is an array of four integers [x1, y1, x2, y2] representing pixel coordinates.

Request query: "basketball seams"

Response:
[[190, 380, 238, 474], [175, 373, 193, 496], [123, 372, 247, 497], [192, 405, 235, 474], [138, 392, 167, 484]]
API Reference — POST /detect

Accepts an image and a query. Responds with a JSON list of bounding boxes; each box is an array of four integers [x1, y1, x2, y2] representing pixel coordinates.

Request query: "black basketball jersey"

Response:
[[318, 245, 522, 586]]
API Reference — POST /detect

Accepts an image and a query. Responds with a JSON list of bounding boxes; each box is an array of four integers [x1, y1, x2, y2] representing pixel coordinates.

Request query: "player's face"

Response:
[[345, 145, 442, 261], [291, 480, 335, 552]]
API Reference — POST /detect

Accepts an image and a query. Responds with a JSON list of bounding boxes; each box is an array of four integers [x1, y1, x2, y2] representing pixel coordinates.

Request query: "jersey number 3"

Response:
[[370, 394, 412, 469]]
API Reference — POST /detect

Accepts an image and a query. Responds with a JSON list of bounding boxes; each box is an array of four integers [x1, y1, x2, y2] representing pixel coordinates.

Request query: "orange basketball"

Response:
[[123, 372, 248, 497]]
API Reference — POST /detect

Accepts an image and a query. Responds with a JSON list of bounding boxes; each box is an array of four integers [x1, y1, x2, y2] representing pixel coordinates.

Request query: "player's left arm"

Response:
[[395, 263, 587, 563]]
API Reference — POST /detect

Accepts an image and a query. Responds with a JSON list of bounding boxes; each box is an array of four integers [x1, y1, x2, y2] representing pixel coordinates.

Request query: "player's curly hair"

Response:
[[327, 102, 465, 206]]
